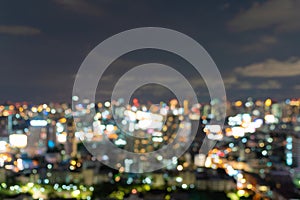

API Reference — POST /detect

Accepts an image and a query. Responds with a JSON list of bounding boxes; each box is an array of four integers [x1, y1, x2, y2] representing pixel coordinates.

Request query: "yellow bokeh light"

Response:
[[265, 98, 272, 107], [235, 101, 243, 107]]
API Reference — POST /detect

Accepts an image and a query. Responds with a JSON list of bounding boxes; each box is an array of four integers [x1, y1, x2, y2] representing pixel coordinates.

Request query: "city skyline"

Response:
[[0, 97, 299, 199], [2, 1, 300, 199]]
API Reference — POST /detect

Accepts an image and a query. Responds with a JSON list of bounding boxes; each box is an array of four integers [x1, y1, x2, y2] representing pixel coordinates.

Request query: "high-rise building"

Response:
[[25, 119, 48, 156]]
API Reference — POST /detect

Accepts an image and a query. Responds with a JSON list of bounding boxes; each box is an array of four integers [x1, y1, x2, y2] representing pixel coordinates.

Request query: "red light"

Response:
[[131, 188, 137, 194], [133, 98, 139, 106]]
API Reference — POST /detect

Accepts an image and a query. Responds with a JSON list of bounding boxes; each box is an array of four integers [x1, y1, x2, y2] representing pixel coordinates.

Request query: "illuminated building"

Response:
[[0, 168, 6, 183], [0, 116, 9, 138], [26, 120, 48, 156], [183, 100, 189, 115], [9, 133, 27, 149], [293, 136, 300, 168]]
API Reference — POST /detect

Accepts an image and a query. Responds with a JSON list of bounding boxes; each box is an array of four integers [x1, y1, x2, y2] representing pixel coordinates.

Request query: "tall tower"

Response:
[[292, 135, 300, 168], [26, 119, 48, 156], [184, 100, 189, 115], [47, 122, 57, 150]]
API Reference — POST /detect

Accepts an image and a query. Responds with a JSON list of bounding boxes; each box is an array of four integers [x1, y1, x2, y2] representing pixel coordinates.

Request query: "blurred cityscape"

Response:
[[0, 97, 300, 199]]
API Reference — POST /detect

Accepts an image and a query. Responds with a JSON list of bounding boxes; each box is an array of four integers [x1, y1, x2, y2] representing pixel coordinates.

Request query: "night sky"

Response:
[[1, 0, 300, 103]]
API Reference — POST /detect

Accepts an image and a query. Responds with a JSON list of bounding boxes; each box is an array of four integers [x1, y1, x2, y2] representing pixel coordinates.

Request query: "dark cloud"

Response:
[[241, 35, 278, 52], [53, 0, 103, 16], [228, 0, 300, 33], [0, 25, 41, 36], [235, 57, 300, 77]]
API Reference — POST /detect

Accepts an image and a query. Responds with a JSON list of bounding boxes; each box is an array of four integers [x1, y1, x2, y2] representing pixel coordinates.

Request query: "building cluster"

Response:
[[0, 97, 300, 199]]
